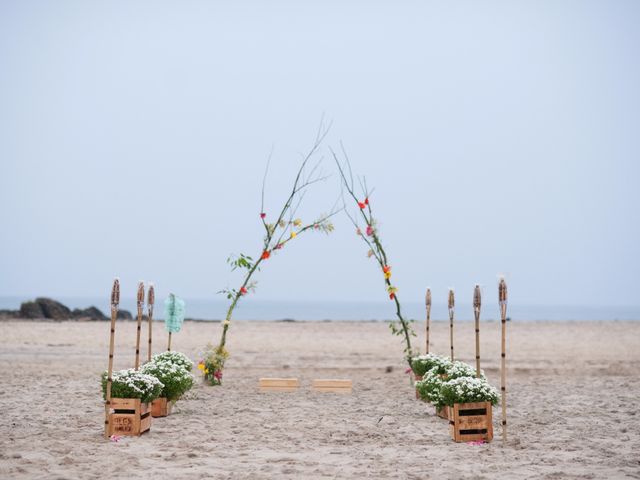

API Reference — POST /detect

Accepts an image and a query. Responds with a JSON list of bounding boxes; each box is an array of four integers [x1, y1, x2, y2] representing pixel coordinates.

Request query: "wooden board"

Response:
[[259, 378, 300, 392], [449, 401, 493, 443], [311, 379, 352, 393]]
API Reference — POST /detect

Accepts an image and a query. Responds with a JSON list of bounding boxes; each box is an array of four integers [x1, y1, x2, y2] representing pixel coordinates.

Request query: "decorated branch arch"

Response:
[[200, 127, 418, 384]]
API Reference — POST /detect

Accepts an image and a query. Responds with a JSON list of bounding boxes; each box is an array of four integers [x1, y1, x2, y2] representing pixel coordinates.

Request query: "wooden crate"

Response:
[[436, 405, 449, 420], [259, 378, 300, 392], [151, 397, 173, 418], [449, 401, 493, 443], [312, 379, 352, 393], [108, 398, 151, 436], [414, 375, 423, 400]]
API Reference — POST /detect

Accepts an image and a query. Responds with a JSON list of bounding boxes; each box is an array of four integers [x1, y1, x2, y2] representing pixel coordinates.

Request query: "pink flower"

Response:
[[214, 370, 223, 380], [260, 213, 266, 219], [110, 435, 121, 443], [366, 225, 374, 236]]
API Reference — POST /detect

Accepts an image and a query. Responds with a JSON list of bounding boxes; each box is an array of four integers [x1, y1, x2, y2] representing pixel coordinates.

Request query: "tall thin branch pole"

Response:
[[167, 332, 172, 352], [218, 123, 338, 352], [473, 284, 482, 377], [104, 278, 119, 439], [333, 149, 415, 365], [134, 281, 144, 370], [147, 284, 155, 362], [425, 288, 431, 354], [499, 278, 508, 442], [448, 289, 455, 361]]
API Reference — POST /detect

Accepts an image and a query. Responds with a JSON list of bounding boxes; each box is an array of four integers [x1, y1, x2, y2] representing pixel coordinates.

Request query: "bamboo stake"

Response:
[[167, 332, 172, 352], [134, 281, 145, 370], [425, 288, 431, 354], [473, 284, 481, 377], [448, 289, 455, 361], [147, 284, 155, 362], [104, 278, 120, 439], [499, 278, 508, 442]]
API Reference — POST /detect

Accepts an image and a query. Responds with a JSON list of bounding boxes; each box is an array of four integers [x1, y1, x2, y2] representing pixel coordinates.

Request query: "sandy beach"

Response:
[[0, 319, 639, 479]]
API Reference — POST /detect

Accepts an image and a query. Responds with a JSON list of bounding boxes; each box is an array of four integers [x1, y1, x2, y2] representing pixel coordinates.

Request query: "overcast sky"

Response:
[[1, 0, 639, 309]]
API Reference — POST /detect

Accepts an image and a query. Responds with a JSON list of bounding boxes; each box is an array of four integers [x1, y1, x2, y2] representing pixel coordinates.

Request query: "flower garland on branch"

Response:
[[333, 146, 416, 367], [204, 124, 340, 385]]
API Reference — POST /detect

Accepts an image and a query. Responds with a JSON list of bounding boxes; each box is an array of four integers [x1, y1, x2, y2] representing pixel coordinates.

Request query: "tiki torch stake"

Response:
[[134, 281, 145, 370], [448, 289, 455, 361], [147, 284, 155, 363], [499, 278, 508, 442], [104, 278, 119, 439], [425, 288, 431, 354], [474, 285, 482, 377]]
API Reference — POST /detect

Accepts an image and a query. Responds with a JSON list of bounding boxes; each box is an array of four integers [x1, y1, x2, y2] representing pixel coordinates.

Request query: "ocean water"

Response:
[[0, 296, 638, 321]]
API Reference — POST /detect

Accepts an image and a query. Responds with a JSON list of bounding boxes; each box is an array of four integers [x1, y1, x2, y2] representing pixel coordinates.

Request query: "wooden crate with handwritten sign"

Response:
[[108, 398, 151, 436]]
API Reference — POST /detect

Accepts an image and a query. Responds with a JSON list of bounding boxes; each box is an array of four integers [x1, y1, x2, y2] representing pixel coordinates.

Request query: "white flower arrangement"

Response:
[[410, 353, 452, 377], [446, 361, 484, 380], [415, 360, 489, 407], [150, 351, 194, 371], [141, 360, 195, 401], [440, 376, 499, 407], [101, 368, 164, 403]]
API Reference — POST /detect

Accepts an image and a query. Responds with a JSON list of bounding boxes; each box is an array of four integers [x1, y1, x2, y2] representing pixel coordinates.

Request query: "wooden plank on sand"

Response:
[[259, 378, 300, 392], [311, 379, 352, 393]]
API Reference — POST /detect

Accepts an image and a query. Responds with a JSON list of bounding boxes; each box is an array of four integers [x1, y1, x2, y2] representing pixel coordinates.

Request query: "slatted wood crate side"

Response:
[[107, 398, 152, 436], [449, 401, 493, 443], [414, 375, 423, 400], [151, 397, 173, 417], [436, 406, 449, 420], [259, 378, 300, 392]]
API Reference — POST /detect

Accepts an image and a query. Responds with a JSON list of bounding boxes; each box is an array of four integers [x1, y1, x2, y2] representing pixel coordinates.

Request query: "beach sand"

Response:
[[0, 319, 639, 479]]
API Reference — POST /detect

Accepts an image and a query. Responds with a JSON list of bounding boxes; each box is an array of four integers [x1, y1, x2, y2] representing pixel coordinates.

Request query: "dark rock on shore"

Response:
[[72, 306, 107, 320], [35, 297, 72, 320], [117, 310, 133, 320], [0, 309, 20, 319], [19, 301, 45, 319]]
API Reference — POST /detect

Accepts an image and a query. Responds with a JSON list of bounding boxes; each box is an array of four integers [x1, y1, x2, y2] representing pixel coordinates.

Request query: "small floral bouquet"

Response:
[[440, 376, 499, 407], [141, 360, 195, 402], [199, 343, 229, 386], [101, 369, 164, 403], [410, 353, 452, 378]]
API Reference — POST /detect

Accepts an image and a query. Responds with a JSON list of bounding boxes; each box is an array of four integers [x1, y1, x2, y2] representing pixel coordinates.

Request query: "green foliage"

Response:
[[227, 253, 255, 272], [101, 369, 164, 403]]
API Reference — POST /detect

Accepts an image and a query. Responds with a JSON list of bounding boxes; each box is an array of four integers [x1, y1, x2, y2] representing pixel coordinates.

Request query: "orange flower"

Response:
[[261, 250, 271, 260], [382, 265, 391, 273], [389, 293, 395, 300]]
